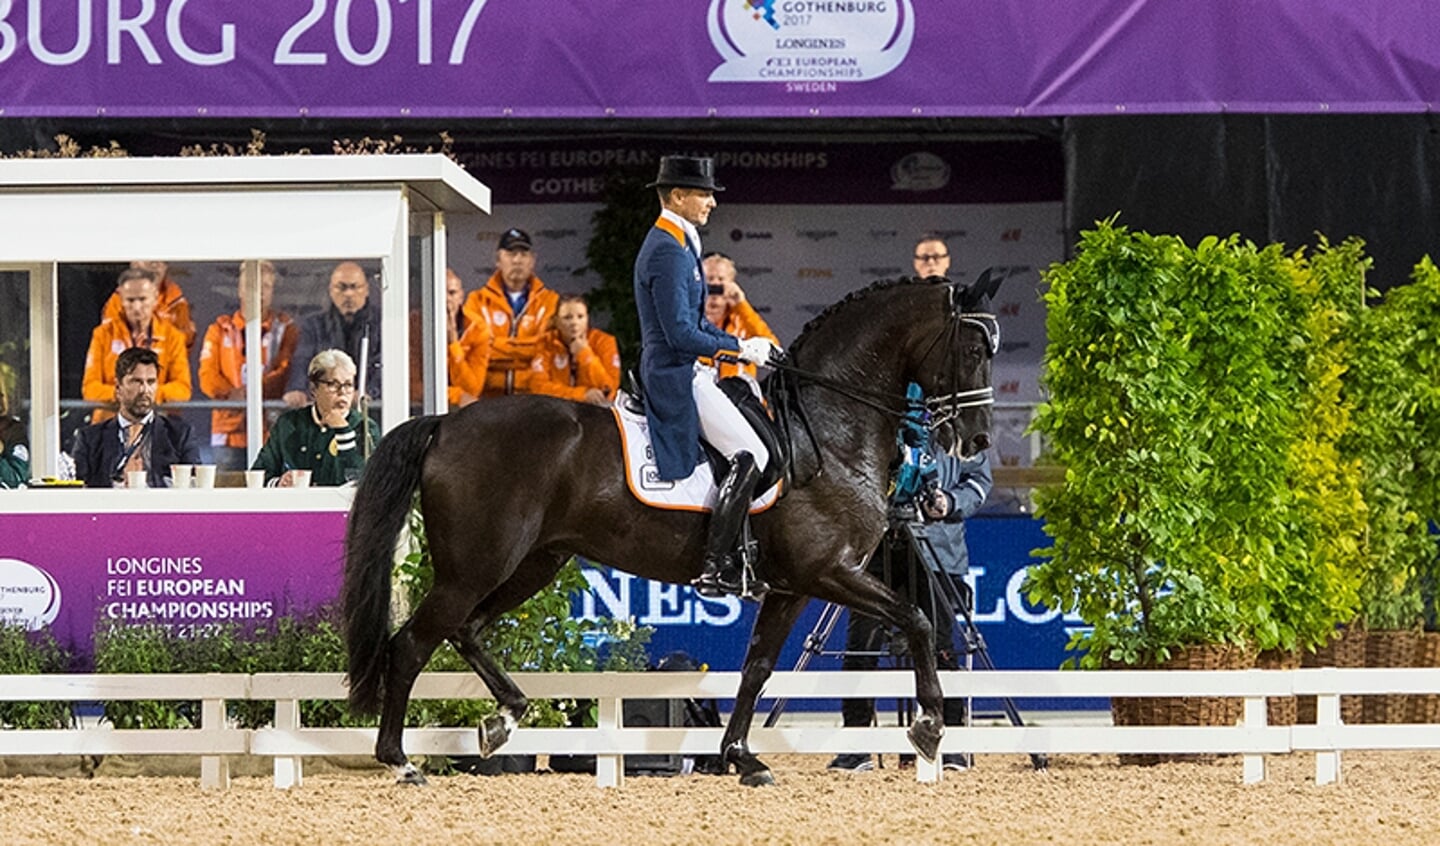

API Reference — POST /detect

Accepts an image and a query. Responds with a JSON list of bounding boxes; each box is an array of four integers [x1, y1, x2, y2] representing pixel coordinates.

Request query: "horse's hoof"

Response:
[[393, 763, 428, 786], [738, 769, 776, 787], [907, 717, 943, 762], [479, 714, 511, 758]]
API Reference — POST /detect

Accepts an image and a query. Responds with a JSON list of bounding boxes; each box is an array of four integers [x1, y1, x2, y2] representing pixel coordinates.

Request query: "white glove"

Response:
[[737, 337, 779, 365]]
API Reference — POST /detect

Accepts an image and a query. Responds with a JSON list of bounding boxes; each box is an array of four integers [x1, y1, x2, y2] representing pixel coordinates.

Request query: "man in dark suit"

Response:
[[633, 155, 777, 598], [284, 261, 382, 407], [74, 347, 200, 488]]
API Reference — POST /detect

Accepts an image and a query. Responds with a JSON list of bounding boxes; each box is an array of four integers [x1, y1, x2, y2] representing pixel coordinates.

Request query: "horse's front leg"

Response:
[[722, 592, 808, 787], [812, 566, 945, 762]]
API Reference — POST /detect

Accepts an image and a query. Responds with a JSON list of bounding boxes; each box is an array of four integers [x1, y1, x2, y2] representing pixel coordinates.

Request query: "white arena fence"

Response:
[[1, 669, 1438, 791]]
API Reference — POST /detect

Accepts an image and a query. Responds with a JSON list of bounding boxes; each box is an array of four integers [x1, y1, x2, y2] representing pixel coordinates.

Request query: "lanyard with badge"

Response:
[[112, 421, 152, 481]]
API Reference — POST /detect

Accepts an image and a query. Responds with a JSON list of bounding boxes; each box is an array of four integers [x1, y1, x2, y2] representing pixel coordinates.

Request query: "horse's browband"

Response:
[[955, 312, 1001, 355]]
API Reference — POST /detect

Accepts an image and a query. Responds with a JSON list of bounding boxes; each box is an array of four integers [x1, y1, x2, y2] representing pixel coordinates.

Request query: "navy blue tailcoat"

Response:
[[633, 218, 740, 480]]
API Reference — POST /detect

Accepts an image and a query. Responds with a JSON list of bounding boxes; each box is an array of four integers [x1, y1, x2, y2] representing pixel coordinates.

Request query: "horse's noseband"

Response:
[[923, 310, 998, 433]]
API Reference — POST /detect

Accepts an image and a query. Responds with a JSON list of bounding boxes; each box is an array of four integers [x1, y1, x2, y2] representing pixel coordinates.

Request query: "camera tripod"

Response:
[[764, 516, 1047, 771]]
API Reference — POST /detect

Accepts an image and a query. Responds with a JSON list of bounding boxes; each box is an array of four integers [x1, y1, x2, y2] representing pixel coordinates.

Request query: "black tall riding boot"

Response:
[[693, 451, 767, 599]]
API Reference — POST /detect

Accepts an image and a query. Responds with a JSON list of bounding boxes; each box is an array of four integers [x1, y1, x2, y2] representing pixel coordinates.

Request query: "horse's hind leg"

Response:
[[447, 553, 568, 757], [721, 592, 808, 787], [376, 583, 481, 785]]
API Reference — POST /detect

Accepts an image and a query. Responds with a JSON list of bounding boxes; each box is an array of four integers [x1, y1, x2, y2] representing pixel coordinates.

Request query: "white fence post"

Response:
[[1314, 684, 1342, 786], [272, 698, 304, 790], [595, 696, 623, 788], [199, 696, 230, 791], [1241, 696, 1267, 785]]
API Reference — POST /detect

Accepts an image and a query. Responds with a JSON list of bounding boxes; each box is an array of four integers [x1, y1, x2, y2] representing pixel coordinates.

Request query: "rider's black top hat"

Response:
[[646, 155, 725, 192]]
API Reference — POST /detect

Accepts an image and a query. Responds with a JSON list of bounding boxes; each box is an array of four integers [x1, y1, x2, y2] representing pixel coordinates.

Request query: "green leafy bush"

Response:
[[1026, 221, 1364, 666], [1347, 258, 1440, 630], [0, 623, 76, 729]]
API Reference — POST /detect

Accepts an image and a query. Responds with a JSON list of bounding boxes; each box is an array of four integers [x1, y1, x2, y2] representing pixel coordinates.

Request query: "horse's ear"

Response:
[[968, 266, 1004, 306]]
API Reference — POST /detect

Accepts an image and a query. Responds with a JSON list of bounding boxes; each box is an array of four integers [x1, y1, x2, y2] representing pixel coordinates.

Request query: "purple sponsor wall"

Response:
[[0, 505, 1091, 708], [3, 1, 1439, 117], [0, 511, 345, 662]]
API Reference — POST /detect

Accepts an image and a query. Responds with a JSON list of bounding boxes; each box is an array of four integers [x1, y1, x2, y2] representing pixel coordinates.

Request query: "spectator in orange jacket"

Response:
[[101, 260, 196, 350], [461, 228, 559, 397], [82, 268, 192, 423], [410, 267, 492, 409], [701, 252, 780, 380], [529, 293, 620, 406], [198, 260, 299, 469]]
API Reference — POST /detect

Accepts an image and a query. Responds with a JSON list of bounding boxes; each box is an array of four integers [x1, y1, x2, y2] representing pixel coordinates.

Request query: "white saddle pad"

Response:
[[612, 403, 781, 513]]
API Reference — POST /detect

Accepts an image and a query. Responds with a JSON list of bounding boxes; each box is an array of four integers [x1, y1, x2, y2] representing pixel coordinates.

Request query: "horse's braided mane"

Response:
[[788, 275, 936, 357]]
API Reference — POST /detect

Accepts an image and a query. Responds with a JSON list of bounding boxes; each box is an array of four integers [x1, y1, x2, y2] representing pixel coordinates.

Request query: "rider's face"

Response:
[[669, 188, 716, 227]]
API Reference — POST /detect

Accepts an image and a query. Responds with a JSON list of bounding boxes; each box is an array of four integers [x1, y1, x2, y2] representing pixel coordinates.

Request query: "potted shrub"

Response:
[[1345, 258, 1440, 722], [1026, 222, 1365, 755]]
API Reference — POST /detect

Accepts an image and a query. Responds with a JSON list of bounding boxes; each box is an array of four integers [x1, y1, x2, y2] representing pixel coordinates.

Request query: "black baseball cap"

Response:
[[498, 228, 533, 251]]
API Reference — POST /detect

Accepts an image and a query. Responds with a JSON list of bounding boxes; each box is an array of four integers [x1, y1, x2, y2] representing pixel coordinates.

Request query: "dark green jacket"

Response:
[[0, 416, 28, 488], [251, 405, 380, 486]]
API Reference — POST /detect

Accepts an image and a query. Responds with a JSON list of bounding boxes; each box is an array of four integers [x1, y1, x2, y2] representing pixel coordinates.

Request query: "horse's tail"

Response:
[[343, 414, 443, 716]]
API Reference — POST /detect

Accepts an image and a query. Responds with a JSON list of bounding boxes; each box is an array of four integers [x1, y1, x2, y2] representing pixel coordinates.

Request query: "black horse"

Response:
[[343, 274, 1001, 786]]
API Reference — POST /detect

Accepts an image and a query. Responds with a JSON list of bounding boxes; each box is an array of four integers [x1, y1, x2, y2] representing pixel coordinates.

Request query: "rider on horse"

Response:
[[633, 155, 778, 599]]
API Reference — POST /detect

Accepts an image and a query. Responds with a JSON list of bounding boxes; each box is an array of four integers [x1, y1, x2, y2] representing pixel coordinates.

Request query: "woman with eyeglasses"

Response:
[[251, 348, 381, 487]]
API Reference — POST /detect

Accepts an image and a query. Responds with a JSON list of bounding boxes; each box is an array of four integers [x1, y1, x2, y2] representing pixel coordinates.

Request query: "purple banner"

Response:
[[2, 1, 1438, 118], [0, 511, 344, 660]]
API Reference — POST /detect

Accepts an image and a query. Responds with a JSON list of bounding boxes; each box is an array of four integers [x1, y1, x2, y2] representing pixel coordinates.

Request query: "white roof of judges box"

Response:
[[0, 154, 490, 262]]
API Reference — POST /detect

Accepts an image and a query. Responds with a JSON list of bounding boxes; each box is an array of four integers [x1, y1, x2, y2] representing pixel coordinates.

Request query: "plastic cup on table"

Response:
[[125, 470, 148, 489], [194, 465, 217, 489], [291, 469, 312, 489], [245, 470, 266, 489], [170, 464, 193, 488]]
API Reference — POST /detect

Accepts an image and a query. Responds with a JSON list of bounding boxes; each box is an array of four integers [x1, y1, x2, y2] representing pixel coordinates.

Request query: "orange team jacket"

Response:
[[461, 274, 560, 396], [407, 311, 493, 408], [82, 316, 192, 422], [529, 328, 621, 402], [102, 277, 197, 349], [198, 310, 299, 448], [703, 300, 780, 380]]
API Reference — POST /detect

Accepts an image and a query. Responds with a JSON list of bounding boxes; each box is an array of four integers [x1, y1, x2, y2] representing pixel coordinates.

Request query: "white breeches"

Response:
[[692, 365, 769, 471]]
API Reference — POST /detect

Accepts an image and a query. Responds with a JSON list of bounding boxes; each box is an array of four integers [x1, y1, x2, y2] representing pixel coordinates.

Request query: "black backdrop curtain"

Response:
[[1066, 114, 1440, 289]]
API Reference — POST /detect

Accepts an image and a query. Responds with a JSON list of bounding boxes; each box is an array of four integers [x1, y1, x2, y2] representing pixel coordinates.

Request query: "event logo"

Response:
[[890, 152, 951, 191], [708, 0, 915, 84], [729, 229, 774, 241], [0, 558, 61, 630]]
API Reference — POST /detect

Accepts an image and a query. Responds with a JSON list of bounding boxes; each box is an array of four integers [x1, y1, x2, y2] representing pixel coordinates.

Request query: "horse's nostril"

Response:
[[973, 433, 991, 452]]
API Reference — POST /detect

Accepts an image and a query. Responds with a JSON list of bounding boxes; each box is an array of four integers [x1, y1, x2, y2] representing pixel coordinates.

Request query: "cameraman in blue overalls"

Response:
[[828, 423, 993, 773]]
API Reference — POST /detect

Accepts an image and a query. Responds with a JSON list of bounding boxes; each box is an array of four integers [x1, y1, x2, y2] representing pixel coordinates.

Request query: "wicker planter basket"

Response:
[[1253, 648, 1301, 726], [1107, 643, 1253, 766], [1297, 626, 1366, 724], [1408, 632, 1440, 724], [1363, 629, 1421, 724]]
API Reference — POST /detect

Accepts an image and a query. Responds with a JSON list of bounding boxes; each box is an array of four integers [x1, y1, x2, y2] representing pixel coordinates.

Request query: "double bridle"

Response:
[[763, 289, 998, 485]]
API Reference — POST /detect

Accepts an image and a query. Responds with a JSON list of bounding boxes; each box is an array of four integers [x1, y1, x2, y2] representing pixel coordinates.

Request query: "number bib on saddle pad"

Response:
[[611, 403, 781, 513]]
